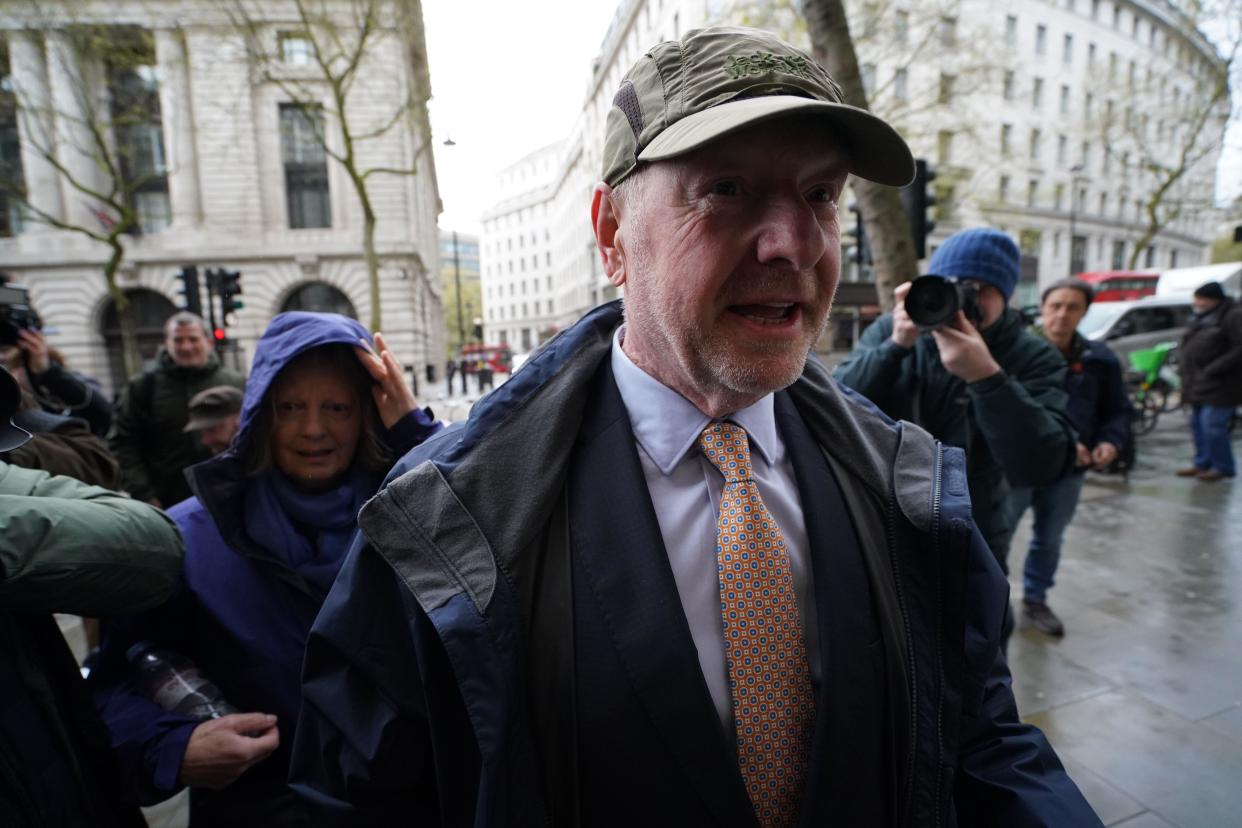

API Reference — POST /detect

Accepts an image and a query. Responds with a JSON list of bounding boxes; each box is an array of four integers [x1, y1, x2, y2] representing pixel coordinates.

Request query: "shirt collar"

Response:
[[610, 325, 778, 475]]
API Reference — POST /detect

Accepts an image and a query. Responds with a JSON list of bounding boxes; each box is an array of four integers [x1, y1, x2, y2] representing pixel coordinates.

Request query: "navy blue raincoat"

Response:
[[89, 312, 442, 818]]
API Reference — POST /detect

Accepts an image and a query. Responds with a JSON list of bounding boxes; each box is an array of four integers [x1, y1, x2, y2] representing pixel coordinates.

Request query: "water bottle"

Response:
[[127, 642, 240, 720]]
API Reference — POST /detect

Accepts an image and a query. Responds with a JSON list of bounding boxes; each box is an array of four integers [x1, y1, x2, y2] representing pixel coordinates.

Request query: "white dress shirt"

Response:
[[609, 326, 822, 737]]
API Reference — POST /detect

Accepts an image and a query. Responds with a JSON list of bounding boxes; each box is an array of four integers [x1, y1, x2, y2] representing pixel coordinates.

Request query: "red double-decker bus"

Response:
[[459, 343, 513, 374], [1074, 271, 1159, 302]]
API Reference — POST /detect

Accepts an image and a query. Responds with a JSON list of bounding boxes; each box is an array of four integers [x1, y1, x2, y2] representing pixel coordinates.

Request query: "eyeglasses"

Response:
[[272, 400, 356, 424]]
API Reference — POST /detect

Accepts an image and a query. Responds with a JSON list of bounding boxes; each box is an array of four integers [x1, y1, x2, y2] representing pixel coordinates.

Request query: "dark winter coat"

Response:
[[0, 462, 183, 828], [25, 361, 113, 437], [833, 308, 1076, 560], [1057, 333, 1132, 453], [89, 313, 442, 826], [1179, 298, 1242, 407], [109, 349, 245, 506], [291, 300, 1100, 827], [5, 409, 119, 488]]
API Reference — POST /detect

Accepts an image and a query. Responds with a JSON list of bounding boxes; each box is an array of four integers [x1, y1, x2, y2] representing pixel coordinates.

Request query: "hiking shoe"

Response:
[[1022, 600, 1065, 637], [1176, 467, 1207, 477], [1197, 469, 1233, 482]]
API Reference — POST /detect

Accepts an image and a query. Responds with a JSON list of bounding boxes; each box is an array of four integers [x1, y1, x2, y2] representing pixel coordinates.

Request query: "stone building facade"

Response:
[[0, 0, 444, 395], [479, 0, 1227, 342]]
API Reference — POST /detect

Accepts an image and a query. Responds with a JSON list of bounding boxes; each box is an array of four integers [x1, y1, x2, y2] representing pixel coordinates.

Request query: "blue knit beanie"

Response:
[[927, 227, 1020, 301]]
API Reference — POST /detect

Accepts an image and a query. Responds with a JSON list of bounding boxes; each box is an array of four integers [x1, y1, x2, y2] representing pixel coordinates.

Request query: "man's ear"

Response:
[[591, 182, 628, 288]]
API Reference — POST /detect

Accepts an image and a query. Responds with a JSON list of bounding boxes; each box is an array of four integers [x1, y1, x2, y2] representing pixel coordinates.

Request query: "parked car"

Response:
[[1078, 295, 1193, 369]]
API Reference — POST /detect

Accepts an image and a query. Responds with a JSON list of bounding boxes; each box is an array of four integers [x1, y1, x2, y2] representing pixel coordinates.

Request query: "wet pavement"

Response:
[[1006, 412, 1242, 827]]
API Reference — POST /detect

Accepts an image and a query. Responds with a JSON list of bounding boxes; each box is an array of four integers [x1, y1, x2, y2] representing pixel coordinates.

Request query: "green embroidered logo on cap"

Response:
[[724, 52, 813, 80]]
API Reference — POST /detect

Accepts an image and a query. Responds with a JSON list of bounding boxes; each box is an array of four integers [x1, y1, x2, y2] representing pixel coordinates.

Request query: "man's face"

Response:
[[597, 116, 848, 414], [964, 281, 1007, 331], [166, 323, 212, 368], [1041, 287, 1089, 340], [199, 414, 240, 455], [1192, 296, 1221, 315]]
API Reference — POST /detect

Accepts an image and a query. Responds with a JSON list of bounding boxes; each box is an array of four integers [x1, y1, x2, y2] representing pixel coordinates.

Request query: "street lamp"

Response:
[[1068, 163, 1084, 277], [452, 229, 465, 351]]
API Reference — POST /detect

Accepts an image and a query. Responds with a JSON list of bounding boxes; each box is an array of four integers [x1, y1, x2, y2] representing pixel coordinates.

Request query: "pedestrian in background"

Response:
[[90, 312, 442, 827], [1176, 281, 1241, 482], [445, 357, 457, 395], [3, 324, 112, 437], [1, 365, 184, 828], [109, 312, 245, 507], [183, 386, 244, 456], [834, 228, 1077, 573], [1006, 280, 1132, 637]]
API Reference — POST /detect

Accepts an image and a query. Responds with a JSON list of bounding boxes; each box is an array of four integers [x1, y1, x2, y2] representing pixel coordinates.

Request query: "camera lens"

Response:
[[905, 276, 961, 328]]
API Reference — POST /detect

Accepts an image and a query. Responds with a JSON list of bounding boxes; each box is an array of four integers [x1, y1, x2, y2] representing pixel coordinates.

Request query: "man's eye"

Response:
[[807, 186, 837, 204], [710, 180, 740, 196], [275, 401, 300, 414]]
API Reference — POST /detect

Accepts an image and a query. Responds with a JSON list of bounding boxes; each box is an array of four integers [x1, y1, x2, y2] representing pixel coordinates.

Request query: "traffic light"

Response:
[[213, 269, 244, 324], [900, 158, 937, 260], [212, 327, 227, 344], [177, 265, 202, 315], [846, 203, 871, 265]]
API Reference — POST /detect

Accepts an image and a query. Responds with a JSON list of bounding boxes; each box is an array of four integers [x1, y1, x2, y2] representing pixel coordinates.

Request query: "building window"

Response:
[[1005, 15, 1018, 48], [938, 73, 954, 104], [1003, 70, 1015, 100], [1111, 239, 1125, 269], [1000, 124, 1012, 156], [1032, 77, 1044, 109], [1060, 84, 1070, 114], [861, 64, 876, 96], [939, 16, 957, 47], [1088, 42, 1096, 67], [1144, 245, 1156, 267], [1113, 4, 1121, 28], [1108, 51, 1117, 80], [1057, 134, 1067, 165], [1170, 249, 1178, 268], [1035, 24, 1047, 56], [1085, 92, 1094, 118], [1099, 192, 1108, 215], [1029, 128, 1041, 162], [279, 32, 314, 66], [280, 103, 330, 229], [1081, 140, 1091, 167], [1054, 182, 1065, 210], [894, 68, 908, 101], [108, 32, 170, 235], [1091, 0, 1100, 19], [937, 130, 953, 165], [1027, 180, 1038, 207], [999, 175, 1010, 202], [1063, 33, 1073, 64]]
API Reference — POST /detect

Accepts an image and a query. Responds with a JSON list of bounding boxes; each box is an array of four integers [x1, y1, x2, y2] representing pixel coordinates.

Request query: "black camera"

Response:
[[904, 275, 981, 329], [0, 284, 43, 347]]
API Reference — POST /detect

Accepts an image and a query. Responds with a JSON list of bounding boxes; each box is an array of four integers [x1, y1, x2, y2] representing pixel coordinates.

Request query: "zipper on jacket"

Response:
[[931, 443, 946, 828], [886, 490, 917, 827]]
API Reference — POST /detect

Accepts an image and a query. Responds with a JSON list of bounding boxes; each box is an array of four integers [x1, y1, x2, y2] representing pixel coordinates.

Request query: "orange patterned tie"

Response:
[[698, 422, 813, 828]]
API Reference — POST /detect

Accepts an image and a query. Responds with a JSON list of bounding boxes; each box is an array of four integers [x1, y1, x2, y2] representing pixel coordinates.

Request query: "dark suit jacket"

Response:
[[561, 362, 889, 826]]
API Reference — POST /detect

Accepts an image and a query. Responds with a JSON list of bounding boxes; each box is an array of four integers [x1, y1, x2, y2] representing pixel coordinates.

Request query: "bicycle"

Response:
[[1125, 341, 1179, 436]]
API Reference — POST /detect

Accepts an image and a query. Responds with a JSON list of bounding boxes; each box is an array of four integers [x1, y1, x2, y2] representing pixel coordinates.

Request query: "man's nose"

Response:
[[754, 195, 827, 271]]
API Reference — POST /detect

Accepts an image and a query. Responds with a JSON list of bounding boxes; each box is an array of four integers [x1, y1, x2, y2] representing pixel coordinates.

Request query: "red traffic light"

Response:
[[213, 328, 227, 341]]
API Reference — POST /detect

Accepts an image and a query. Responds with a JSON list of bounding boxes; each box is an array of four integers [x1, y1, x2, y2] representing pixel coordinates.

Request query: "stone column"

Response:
[[154, 28, 202, 227], [6, 30, 64, 226], [45, 30, 105, 230]]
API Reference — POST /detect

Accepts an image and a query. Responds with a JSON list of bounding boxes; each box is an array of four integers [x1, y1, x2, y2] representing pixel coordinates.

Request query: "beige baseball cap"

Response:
[[602, 26, 915, 188]]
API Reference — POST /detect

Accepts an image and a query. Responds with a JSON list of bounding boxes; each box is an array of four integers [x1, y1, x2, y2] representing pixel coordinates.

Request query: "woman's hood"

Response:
[[233, 312, 372, 449]]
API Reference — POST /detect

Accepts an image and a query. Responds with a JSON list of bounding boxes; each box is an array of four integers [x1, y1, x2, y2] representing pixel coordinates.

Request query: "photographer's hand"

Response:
[[931, 311, 1001, 383], [16, 328, 50, 375], [889, 282, 920, 348]]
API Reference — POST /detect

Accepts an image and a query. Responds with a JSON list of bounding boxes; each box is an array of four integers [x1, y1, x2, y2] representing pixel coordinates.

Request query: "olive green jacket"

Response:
[[1, 462, 183, 827]]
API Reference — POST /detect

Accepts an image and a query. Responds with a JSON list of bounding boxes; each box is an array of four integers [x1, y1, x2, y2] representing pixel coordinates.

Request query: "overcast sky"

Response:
[[422, 1, 1242, 238], [423, 0, 617, 234]]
